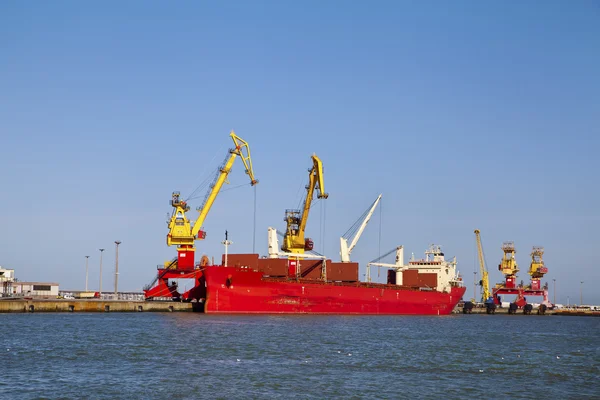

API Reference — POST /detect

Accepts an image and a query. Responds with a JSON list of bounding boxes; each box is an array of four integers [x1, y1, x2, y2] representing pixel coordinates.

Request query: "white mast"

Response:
[[222, 230, 232, 266], [267, 227, 279, 259]]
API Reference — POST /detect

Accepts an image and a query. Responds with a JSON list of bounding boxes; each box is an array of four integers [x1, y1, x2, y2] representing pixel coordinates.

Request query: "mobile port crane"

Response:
[[281, 154, 328, 254], [144, 131, 258, 300], [474, 229, 495, 313]]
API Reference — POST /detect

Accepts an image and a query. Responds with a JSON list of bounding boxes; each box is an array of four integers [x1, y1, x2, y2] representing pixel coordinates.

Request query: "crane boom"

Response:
[[474, 229, 491, 302], [192, 131, 257, 237], [366, 246, 404, 283], [340, 194, 382, 262], [166, 130, 257, 248], [282, 154, 328, 254]]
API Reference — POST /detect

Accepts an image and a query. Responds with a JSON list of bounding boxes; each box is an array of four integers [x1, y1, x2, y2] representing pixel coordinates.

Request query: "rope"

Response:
[[341, 196, 379, 240], [378, 196, 382, 260], [185, 167, 219, 201], [322, 200, 327, 252], [253, 185, 257, 254], [307, 249, 325, 257], [369, 247, 397, 264], [220, 182, 252, 193], [185, 146, 225, 202], [296, 175, 307, 211], [319, 199, 323, 251]]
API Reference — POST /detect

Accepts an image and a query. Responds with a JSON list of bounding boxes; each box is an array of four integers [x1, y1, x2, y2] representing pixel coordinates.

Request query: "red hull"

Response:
[[202, 266, 466, 315]]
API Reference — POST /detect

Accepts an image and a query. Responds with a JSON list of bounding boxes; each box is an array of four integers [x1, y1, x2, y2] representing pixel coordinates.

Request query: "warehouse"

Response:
[[12, 282, 59, 298]]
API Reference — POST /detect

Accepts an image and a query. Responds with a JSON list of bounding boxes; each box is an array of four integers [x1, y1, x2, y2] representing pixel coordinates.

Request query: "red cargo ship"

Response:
[[201, 267, 465, 315], [146, 244, 466, 315], [142, 135, 465, 314]]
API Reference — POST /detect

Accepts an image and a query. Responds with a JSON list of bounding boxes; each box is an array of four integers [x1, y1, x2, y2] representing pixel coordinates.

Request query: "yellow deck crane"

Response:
[[474, 229, 493, 306], [165, 130, 258, 269], [281, 154, 328, 254]]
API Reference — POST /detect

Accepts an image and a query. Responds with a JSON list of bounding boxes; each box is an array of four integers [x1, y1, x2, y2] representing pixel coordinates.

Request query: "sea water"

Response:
[[0, 313, 598, 399]]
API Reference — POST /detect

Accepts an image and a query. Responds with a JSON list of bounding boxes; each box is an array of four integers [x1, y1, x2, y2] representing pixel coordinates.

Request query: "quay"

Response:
[[454, 304, 600, 316], [0, 299, 193, 313]]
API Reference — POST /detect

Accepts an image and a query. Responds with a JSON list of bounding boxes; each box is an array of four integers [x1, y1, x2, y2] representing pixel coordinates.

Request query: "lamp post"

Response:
[[580, 281, 584, 306], [114, 241, 121, 295], [99, 248, 105, 294], [85, 256, 90, 291], [553, 278, 556, 305]]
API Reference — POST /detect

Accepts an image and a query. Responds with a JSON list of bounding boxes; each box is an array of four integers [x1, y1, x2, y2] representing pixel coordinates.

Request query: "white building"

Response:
[[0, 267, 15, 297], [12, 282, 59, 298]]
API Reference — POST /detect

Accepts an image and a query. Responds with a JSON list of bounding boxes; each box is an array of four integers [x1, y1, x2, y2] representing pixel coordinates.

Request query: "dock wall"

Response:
[[0, 299, 194, 313]]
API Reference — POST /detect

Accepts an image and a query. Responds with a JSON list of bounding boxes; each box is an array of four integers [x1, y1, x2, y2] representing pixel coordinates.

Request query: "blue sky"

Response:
[[1, 1, 598, 304]]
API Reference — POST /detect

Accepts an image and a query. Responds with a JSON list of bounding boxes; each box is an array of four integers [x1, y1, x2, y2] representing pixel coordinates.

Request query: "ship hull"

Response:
[[202, 266, 466, 315]]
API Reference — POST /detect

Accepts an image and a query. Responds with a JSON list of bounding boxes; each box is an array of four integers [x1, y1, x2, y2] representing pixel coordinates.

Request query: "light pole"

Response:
[[553, 278, 556, 305], [85, 256, 90, 291], [580, 281, 584, 306], [99, 248, 105, 294], [114, 241, 121, 295]]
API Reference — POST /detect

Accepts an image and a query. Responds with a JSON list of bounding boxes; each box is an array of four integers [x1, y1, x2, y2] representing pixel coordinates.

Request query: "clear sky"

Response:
[[1, 1, 598, 305]]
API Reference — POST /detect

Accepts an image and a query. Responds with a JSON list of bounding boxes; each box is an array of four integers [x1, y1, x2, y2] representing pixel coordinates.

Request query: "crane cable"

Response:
[[185, 146, 226, 202], [253, 184, 257, 254], [319, 199, 323, 251], [186, 167, 219, 201], [341, 196, 380, 240], [378, 197, 382, 260], [322, 199, 327, 252], [378, 198, 382, 279], [368, 246, 397, 264]]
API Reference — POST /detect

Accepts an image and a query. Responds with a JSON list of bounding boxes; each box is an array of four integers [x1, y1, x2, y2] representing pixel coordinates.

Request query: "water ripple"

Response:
[[0, 313, 598, 399]]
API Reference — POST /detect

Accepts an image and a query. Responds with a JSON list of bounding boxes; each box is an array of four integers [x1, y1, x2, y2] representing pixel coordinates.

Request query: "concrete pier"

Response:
[[0, 299, 194, 313]]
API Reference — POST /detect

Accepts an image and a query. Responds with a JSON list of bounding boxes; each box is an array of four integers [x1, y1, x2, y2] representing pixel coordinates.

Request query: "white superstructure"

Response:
[[406, 244, 461, 293], [366, 244, 462, 293]]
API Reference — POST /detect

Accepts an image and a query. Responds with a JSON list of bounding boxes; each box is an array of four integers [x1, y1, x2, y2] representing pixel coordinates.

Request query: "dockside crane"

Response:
[[365, 246, 405, 283], [281, 154, 328, 254], [165, 130, 258, 269], [474, 229, 493, 307], [144, 130, 258, 301], [340, 194, 382, 262], [528, 246, 548, 291]]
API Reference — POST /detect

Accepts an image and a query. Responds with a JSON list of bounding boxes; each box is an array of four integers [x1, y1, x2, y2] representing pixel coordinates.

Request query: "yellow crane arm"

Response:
[[191, 131, 258, 238], [298, 154, 327, 238], [282, 154, 328, 253], [474, 229, 491, 301]]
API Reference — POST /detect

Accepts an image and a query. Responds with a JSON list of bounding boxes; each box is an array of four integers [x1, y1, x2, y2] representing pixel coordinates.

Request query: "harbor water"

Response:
[[1, 313, 598, 399]]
